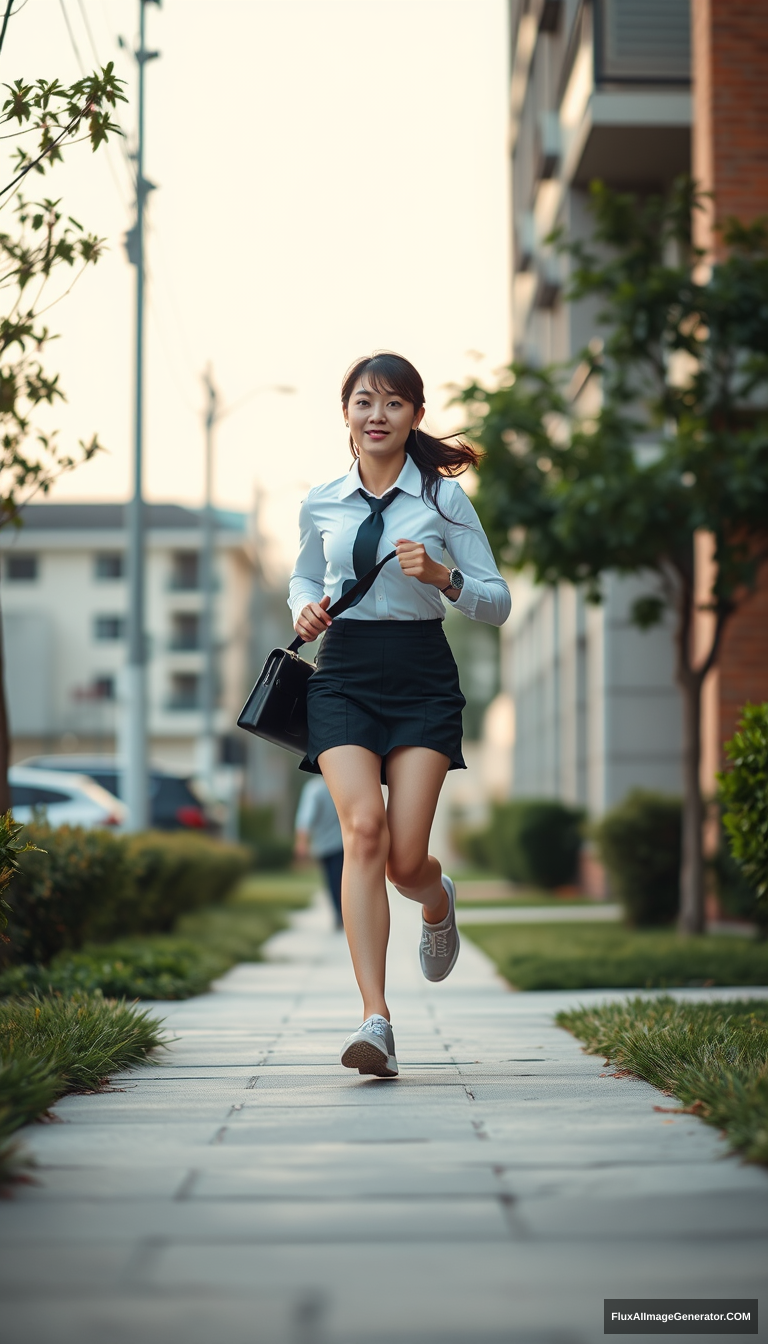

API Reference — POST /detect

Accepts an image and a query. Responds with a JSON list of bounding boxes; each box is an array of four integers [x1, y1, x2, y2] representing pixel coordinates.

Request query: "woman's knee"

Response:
[[343, 808, 389, 864], [386, 846, 428, 890]]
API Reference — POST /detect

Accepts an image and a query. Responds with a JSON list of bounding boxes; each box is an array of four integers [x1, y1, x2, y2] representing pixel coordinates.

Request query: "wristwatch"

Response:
[[441, 567, 464, 595]]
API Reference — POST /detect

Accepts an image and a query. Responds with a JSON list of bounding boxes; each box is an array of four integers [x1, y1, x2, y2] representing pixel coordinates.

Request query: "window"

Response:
[[170, 611, 201, 650], [11, 784, 70, 807], [94, 615, 125, 641], [95, 552, 124, 580], [169, 673, 200, 710], [170, 551, 199, 591], [92, 676, 116, 700], [6, 554, 38, 581]]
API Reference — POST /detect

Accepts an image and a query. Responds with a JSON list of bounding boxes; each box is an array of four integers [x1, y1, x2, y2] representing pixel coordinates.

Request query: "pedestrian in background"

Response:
[[294, 775, 344, 929]]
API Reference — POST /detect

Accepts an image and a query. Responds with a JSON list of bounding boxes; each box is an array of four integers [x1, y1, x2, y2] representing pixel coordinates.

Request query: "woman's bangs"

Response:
[[354, 354, 423, 408]]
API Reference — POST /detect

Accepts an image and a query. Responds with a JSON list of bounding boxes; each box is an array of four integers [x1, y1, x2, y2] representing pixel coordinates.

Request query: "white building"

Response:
[[0, 502, 256, 775], [502, 0, 690, 826]]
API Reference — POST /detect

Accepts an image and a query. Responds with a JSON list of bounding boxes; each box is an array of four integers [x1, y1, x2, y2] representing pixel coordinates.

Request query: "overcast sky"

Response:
[[5, 0, 509, 569]]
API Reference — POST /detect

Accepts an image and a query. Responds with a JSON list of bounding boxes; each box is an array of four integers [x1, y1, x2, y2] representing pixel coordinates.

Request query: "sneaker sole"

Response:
[[340, 1040, 398, 1077]]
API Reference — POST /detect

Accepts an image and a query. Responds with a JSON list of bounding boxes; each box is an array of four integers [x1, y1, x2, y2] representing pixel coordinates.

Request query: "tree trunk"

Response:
[[677, 670, 705, 934], [0, 584, 9, 813]]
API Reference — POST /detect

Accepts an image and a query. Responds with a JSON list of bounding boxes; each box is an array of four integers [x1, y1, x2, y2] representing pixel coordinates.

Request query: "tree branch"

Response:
[[0, 1, 14, 59], [0, 104, 86, 204]]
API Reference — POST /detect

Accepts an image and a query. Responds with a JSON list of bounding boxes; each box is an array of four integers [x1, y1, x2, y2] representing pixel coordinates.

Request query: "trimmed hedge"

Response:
[[458, 799, 584, 888], [718, 702, 768, 903], [592, 789, 681, 927], [238, 805, 293, 872], [1, 825, 252, 969]]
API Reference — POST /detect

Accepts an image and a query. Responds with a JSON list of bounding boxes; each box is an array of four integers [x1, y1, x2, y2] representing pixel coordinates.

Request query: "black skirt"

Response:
[[300, 619, 466, 783]]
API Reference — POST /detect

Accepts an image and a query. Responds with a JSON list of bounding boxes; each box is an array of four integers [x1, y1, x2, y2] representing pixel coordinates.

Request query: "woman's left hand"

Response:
[[395, 539, 449, 589]]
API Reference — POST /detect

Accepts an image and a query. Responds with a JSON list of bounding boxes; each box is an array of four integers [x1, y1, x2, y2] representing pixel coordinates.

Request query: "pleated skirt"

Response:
[[300, 618, 466, 783]]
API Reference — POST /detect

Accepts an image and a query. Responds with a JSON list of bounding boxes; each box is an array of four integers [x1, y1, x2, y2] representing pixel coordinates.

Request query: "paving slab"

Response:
[[1, 889, 766, 1344]]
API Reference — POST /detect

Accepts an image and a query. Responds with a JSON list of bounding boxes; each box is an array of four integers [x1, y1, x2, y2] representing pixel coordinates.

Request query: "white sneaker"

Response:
[[420, 874, 460, 982], [340, 1014, 398, 1077]]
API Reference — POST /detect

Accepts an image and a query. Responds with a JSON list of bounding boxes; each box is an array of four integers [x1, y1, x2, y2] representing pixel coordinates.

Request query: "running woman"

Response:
[[289, 352, 510, 1077]]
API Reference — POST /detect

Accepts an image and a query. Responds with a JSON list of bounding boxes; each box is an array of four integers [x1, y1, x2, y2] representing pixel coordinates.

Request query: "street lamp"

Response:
[[122, 0, 161, 833]]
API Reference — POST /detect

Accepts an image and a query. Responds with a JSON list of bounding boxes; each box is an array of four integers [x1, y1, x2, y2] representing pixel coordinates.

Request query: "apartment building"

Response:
[[0, 502, 256, 775], [504, 0, 691, 822]]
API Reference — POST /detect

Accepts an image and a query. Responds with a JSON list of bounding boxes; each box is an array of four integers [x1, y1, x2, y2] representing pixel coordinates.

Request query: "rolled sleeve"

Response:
[[288, 495, 326, 626], [442, 485, 511, 627]]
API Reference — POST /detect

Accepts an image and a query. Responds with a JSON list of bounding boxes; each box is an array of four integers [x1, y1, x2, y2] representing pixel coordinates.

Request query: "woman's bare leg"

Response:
[[384, 747, 451, 924], [317, 746, 390, 1021]]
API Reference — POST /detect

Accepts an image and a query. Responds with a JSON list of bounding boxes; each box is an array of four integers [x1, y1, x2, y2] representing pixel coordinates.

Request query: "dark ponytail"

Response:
[[341, 352, 481, 521]]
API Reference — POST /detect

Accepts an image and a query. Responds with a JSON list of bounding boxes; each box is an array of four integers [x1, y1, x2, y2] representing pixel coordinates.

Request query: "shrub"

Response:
[[459, 799, 583, 888], [711, 841, 768, 938], [718, 702, 768, 902], [0, 812, 38, 944], [593, 789, 681, 926], [238, 804, 293, 871], [0, 939, 226, 1001], [126, 831, 252, 932], [1, 826, 252, 968], [2, 823, 136, 966]]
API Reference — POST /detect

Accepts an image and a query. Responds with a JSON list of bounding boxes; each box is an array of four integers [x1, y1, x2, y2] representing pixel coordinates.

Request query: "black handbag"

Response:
[[236, 550, 396, 756]]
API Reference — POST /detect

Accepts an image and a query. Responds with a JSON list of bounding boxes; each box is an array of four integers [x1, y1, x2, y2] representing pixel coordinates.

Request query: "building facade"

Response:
[[691, 0, 768, 792], [504, 0, 692, 823], [0, 502, 256, 776]]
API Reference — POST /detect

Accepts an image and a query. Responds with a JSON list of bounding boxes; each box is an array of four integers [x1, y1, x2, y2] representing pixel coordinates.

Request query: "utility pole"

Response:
[[200, 366, 218, 803], [122, 0, 160, 832]]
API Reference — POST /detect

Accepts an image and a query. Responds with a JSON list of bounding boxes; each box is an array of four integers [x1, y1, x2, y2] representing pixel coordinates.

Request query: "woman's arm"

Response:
[[288, 496, 331, 640], [440, 483, 511, 627]]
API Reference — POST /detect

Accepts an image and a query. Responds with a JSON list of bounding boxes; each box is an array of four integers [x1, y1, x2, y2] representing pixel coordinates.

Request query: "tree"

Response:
[[455, 179, 768, 935], [0, 39, 126, 809]]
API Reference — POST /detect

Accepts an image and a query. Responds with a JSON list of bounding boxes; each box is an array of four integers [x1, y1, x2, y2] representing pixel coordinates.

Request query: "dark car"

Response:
[[18, 756, 209, 831]]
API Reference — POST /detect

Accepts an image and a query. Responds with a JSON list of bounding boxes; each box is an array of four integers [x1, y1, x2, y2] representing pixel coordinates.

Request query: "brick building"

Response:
[[691, 0, 768, 789]]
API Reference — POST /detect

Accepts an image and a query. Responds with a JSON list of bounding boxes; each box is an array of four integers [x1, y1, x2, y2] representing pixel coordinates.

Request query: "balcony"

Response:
[[558, 0, 691, 191]]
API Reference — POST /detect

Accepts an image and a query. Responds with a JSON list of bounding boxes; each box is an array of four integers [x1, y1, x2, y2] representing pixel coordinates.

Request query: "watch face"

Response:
[[450, 568, 464, 590]]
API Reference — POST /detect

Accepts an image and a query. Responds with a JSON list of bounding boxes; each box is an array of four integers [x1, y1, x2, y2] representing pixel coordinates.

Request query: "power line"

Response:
[[56, 0, 133, 209], [58, 0, 87, 71]]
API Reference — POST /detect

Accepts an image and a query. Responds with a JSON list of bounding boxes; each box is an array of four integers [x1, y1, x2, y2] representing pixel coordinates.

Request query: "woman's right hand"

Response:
[[295, 594, 332, 642]]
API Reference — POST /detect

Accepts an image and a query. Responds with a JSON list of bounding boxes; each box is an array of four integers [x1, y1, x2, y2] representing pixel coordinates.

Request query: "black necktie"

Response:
[[341, 488, 400, 608]]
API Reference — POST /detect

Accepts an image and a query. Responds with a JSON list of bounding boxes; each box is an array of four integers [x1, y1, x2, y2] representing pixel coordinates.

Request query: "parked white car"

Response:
[[9, 766, 128, 830]]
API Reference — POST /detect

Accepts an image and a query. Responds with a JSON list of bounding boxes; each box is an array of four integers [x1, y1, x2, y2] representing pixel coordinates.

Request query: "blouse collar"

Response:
[[338, 453, 422, 501]]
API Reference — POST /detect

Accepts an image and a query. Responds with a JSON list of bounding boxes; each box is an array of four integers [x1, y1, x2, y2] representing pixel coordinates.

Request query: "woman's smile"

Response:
[[347, 378, 422, 460]]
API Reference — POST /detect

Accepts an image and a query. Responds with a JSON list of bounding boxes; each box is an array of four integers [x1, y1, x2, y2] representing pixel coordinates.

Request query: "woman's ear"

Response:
[[413, 406, 425, 429]]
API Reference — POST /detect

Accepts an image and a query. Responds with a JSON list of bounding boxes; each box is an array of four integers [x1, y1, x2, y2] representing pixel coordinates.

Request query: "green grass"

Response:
[[0, 870, 318, 1002], [0, 994, 165, 1183], [557, 997, 768, 1165], [464, 921, 768, 990]]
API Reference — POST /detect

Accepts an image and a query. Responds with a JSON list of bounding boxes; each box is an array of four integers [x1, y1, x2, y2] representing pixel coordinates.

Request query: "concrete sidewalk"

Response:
[[1, 892, 766, 1344]]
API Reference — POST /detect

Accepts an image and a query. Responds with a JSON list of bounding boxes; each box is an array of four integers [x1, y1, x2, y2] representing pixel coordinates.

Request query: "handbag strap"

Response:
[[288, 550, 397, 654]]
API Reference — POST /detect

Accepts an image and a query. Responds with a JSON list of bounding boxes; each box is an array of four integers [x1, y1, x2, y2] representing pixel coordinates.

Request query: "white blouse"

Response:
[[288, 454, 511, 628]]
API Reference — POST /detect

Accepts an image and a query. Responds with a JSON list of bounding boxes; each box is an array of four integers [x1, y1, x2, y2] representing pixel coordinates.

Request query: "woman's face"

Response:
[[345, 378, 424, 460]]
